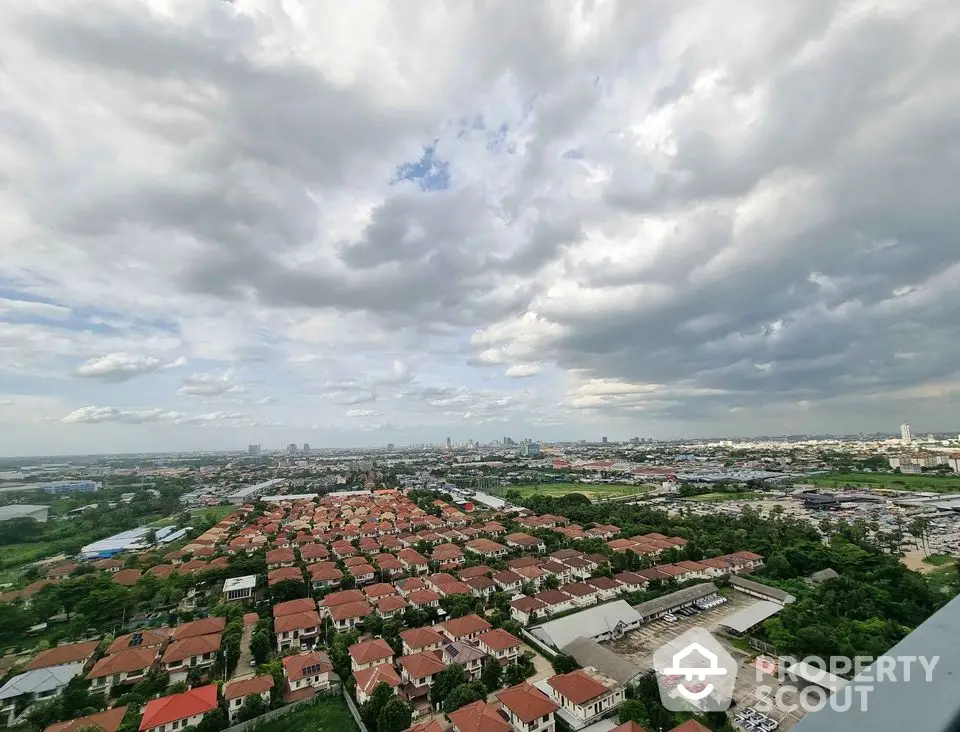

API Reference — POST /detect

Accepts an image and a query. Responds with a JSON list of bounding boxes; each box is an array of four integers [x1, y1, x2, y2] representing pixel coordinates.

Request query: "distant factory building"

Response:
[[227, 478, 286, 505], [36, 480, 101, 494]]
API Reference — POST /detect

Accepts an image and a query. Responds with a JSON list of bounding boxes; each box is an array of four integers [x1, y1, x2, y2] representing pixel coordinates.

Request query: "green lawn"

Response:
[[254, 696, 359, 732], [923, 554, 955, 567], [808, 472, 960, 493], [508, 483, 650, 500], [0, 542, 57, 570], [686, 492, 765, 502], [147, 505, 236, 527]]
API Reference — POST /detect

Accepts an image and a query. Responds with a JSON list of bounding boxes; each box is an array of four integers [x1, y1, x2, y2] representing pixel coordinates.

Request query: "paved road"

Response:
[[230, 621, 255, 682]]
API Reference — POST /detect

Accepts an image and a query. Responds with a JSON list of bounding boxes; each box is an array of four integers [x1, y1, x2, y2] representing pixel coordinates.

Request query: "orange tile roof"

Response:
[[546, 669, 611, 705], [448, 701, 511, 732], [273, 598, 317, 617], [355, 663, 402, 694], [88, 648, 158, 678], [26, 641, 99, 671], [274, 611, 320, 633], [476, 628, 521, 652], [439, 614, 492, 639], [107, 629, 171, 655], [398, 650, 446, 679], [329, 601, 373, 621], [496, 683, 559, 722], [349, 638, 394, 665], [172, 616, 226, 640], [161, 633, 222, 664], [282, 651, 333, 682], [45, 706, 127, 732], [399, 626, 444, 649], [223, 675, 274, 700], [139, 685, 218, 731]]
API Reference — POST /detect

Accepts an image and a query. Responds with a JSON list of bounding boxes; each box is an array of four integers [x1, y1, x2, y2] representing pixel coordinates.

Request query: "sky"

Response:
[[1, 0, 959, 456]]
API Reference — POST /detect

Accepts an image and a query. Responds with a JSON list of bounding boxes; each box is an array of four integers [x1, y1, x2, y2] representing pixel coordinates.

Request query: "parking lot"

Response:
[[609, 591, 810, 731]]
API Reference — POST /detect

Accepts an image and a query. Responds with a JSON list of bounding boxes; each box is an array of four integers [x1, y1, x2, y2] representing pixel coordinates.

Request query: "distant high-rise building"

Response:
[[302, 443, 310, 454], [630, 437, 640, 445], [601, 436, 608, 444], [900, 423, 913, 443], [387, 443, 395, 450], [287, 443, 298, 455], [247, 444, 260, 456], [521, 443, 540, 457], [446, 436, 452, 449]]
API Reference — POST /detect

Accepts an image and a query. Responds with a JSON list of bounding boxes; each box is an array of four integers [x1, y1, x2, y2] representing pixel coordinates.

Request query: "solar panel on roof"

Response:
[[130, 632, 143, 647]]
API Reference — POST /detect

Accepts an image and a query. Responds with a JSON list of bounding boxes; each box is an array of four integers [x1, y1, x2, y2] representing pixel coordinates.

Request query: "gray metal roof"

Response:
[[632, 582, 719, 618], [529, 600, 642, 650], [717, 600, 783, 633], [728, 575, 796, 603], [0, 504, 49, 522], [792, 592, 960, 732], [561, 637, 644, 685], [0, 663, 83, 700]]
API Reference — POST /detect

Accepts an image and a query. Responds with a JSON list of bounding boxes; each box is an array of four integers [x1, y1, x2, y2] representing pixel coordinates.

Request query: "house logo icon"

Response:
[[653, 627, 737, 712]]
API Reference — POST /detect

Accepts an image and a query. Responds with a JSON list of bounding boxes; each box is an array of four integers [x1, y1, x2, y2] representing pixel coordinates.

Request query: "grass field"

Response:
[[923, 554, 955, 567], [509, 483, 650, 500], [147, 504, 236, 527], [808, 472, 960, 493], [252, 697, 359, 732], [686, 492, 765, 502]]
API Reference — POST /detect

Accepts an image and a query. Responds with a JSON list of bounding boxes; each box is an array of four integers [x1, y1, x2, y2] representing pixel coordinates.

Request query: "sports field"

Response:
[[808, 472, 960, 493], [508, 483, 649, 500]]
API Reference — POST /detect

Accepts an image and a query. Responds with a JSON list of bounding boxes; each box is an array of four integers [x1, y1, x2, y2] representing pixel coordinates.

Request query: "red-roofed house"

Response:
[[329, 601, 373, 631], [349, 638, 395, 672], [448, 700, 511, 732], [266, 548, 296, 569], [283, 651, 335, 693], [496, 683, 559, 732], [308, 562, 343, 590], [399, 626, 445, 655], [161, 633, 221, 684], [44, 706, 127, 732], [476, 629, 522, 665], [275, 610, 320, 650], [438, 614, 492, 643], [138, 684, 218, 732], [87, 648, 159, 696], [398, 651, 446, 700], [223, 675, 274, 722], [546, 668, 625, 725], [355, 664, 402, 705]]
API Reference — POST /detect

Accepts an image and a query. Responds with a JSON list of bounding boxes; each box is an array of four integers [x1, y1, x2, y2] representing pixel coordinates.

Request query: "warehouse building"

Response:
[[632, 583, 721, 623], [529, 600, 643, 651], [227, 478, 286, 505], [728, 575, 796, 605], [717, 600, 784, 636]]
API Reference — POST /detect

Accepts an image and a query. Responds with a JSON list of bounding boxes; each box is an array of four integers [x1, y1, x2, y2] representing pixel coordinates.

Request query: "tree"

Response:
[[195, 708, 228, 732], [543, 575, 560, 591], [551, 655, 580, 674], [237, 694, 269, 722], [361, 682, 397, 730], [616, 700, 650, 727], [429, 664, 469, 708], [270, 579, 307, 603], [251, 630, 272, 664], [481, 657, 503, 693], [377, 698, 413, 732], [443, 682, 487, 713]]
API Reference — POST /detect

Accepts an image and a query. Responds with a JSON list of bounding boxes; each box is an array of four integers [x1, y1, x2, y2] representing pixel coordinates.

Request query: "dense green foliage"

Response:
[[514, 493, 951, 660]]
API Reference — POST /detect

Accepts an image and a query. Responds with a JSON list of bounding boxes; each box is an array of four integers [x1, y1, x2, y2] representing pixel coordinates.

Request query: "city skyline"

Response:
[[2, 2, 959, 455]]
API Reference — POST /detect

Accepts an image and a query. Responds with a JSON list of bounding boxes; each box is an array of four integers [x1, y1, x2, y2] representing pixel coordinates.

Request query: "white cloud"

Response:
[[0, 297, 71, 320], [74, 352, 173, 382], [345, 408, 380, 418], [505, 363, 543, 379], [178, 369, 245, 397]]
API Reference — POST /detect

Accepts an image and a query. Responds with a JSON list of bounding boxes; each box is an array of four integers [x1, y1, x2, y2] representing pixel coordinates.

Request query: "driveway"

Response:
[[229, 621, 255, 681]]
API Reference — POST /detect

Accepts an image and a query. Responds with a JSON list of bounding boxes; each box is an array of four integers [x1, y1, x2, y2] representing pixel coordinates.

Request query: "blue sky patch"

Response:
[[393, 143, 451, 192]]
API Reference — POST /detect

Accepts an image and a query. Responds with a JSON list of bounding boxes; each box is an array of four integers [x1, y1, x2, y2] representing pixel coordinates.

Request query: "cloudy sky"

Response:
[[2, 0, 959, 455]]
